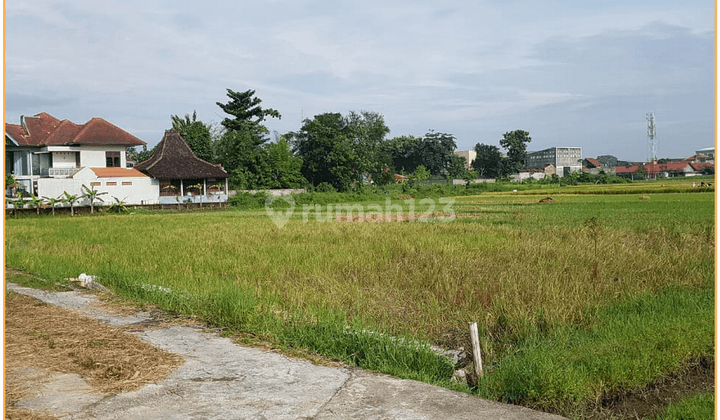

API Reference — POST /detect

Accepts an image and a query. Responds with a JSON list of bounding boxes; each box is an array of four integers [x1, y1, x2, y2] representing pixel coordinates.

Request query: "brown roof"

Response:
[[135, 130, 229, 179], [689, 162, 714, 171], [645, 162, 691, 173], [585, 157, 602, 168], [615, 165, 640, 174], [91, 168, 149, 178], [6, 112, 145, 147]]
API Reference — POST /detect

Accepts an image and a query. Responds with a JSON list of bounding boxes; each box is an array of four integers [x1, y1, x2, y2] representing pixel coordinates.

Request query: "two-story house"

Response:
[[5, 112, 160, 204]]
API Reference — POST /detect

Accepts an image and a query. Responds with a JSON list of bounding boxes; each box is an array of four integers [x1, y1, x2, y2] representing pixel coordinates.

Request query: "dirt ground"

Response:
[[4, 291, 183, 420]]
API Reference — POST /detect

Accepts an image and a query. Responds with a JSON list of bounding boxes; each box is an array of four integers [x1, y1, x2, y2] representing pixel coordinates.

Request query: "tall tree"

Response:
[[171, 111, 214, 162], [499, 129, 532, 172], [291, 113, 352, 189], [418, 130, 458, 176], [290, 111, 390, 191], [216, 88, 281, 134], [344, 111, 391, 177], [382, 135, 422, 173], [473, 143, 505, 178], [215, 89, 281, 182]]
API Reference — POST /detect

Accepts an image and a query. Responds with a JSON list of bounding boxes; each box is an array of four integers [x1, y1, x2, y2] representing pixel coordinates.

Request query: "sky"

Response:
[[4, 0, 716, 162]]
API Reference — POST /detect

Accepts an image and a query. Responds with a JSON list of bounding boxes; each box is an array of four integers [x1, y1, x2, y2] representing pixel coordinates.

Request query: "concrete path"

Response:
[[6, 283, 568, 420]]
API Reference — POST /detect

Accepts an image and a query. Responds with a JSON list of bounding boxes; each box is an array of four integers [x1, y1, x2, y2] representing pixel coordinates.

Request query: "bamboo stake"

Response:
[[469, 322, 483, 378]]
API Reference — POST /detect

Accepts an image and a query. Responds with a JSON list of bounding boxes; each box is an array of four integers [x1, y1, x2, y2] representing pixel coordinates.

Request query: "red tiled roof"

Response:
[[5, 113, 145, 147], [645, 162, 691, 173], [91, 168, 148, 178], [689, 162, 714, 171], [615, 165, 640, 174], [585, 157, 602, 168]]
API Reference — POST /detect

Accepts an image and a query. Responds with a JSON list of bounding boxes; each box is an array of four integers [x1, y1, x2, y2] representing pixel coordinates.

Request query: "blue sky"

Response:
[[4, 0, 715, 162]]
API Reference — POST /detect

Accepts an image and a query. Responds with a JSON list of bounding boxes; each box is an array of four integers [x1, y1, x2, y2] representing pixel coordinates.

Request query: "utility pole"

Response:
[[646, 112, 657, 180]]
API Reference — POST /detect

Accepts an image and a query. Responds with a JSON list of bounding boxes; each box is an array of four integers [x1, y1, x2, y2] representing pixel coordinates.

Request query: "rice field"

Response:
[[4, 182, 714, 417]]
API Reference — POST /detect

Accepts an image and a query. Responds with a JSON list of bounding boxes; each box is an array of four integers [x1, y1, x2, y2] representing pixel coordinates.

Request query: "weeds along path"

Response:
[[5, 280, 566, 420]]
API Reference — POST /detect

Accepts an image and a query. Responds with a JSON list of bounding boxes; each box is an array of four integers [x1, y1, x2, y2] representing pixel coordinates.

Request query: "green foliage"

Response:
[[291, 110, 392, 190], [411, 165, 430, 181], [5, 173, 16, 188], [478, 286, 714, 413], [215, 89, 283, 188], [499, 129, 531, 172], [652, 393, 715, 420], [228, 191, 268, 209], [472, 143, 511, 178], [447, 153, 468, 178], [216, 88, 281, 133], [417, 130, 458, 176], [80, 184, 108, 214], [42, 195, 62, 215], [171, 111, 214, 162], [107, 196, 129, 213], [126, 145, 155, 164], [315, 182, 336, 193]]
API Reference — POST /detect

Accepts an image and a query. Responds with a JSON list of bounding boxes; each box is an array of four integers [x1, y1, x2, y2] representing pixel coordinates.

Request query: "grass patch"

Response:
[[652, 393, 715, 420]]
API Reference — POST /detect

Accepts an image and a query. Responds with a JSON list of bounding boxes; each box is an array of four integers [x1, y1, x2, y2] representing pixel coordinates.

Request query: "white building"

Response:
[[5, 112, 156, 204], [453, 150, 477, 170]]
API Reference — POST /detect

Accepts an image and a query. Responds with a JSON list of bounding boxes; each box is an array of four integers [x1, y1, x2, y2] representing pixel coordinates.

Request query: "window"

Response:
[[106, 182, 117, 186], [106, 151, 121, 168], [90, 182, 101, 187], [122, 181, 132, 186]]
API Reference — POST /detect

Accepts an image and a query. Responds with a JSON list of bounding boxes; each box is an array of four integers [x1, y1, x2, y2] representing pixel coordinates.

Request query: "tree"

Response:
[[499, 130, 532, 172], [81, 185, 108, 214], [171, 111, 214, 162], [215, 89, 281, 183], [418, 130, 458, 176], [61, 191, 79, 216], [127, 145, 155, 164], [382, 135, 422, 173], [447, 153, 469, 178], [217, 88, 280, 133], [291, 113, 362, 191], [42, 195, 62, 216], [263, 138, 307, 188], [28, 195, 45, 216], [343, 111, 391, 177], [472, 143, 505, 178]]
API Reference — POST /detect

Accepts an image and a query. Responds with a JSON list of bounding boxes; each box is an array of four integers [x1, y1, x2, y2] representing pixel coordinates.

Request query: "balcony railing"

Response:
[[48, 167, 80, 178]]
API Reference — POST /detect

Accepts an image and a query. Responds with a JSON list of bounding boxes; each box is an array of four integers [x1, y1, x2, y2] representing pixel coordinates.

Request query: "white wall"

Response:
[[78, 145, 127, 168], [52, 151, 76, 168], [38, 171, 160, 205]]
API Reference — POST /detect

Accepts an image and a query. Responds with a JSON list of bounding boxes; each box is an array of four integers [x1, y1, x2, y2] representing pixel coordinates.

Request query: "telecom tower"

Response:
[[646, 112, 657, 164]]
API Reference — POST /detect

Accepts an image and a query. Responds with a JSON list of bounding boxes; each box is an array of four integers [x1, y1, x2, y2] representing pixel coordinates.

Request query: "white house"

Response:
[[5, 112, 155, 204]]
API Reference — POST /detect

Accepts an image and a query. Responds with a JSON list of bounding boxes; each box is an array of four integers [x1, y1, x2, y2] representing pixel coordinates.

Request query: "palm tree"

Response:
[[81, 185, 108, 214], [61, 191, 79, 216]]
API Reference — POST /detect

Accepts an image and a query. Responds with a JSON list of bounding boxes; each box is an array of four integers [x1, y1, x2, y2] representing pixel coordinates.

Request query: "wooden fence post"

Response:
[[469, 322, 483, 378]]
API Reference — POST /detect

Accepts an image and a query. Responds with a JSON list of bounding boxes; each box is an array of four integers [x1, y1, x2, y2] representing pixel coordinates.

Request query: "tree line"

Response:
[[129, 89, 531, 191]]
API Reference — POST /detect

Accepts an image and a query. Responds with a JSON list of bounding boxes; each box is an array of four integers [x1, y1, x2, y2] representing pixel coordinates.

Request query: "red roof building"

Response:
[[6, 112, 146, 196]]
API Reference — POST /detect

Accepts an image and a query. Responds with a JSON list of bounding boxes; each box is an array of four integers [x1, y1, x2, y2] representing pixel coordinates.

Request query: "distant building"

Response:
[[453, 150, 477, 170], [596, 155, 618, 167], [524, 147, 582, 177], [695, 147, 714, 163]]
